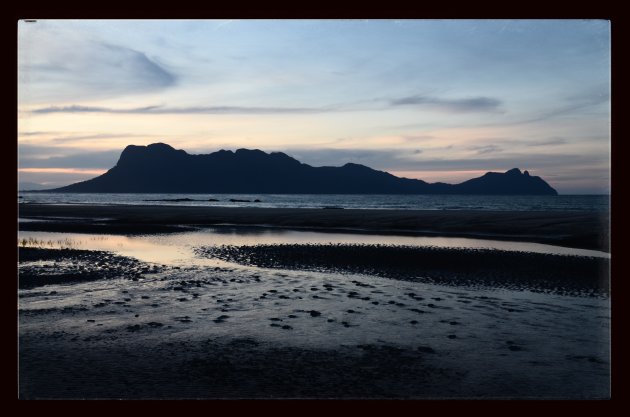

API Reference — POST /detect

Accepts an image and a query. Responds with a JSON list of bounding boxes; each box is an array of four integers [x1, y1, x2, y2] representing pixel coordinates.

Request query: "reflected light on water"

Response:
[[17, 227, 609, 267]]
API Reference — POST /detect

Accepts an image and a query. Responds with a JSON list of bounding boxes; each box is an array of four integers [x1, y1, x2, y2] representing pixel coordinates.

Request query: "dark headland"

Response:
[[49, 143, 557, 195]]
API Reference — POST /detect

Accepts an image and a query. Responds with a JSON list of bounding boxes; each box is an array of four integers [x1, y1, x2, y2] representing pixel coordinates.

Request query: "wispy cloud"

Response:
[[527, 137, 567, 147], [401, 134, 435, 142], [390, 94, 503, 113], [19, 35, 176, 102], [468, 144, 503, 154], [20, 132, 146, 141], [92, 42, 175, 88], [479, 94, 610, 128], [29, 104, 332, 115], [19, 149, 121, 169], [26, 96, 505, 116], [510, 99, 609, 126], [49, 133, 150, 143], [18, 131, 56, 136]]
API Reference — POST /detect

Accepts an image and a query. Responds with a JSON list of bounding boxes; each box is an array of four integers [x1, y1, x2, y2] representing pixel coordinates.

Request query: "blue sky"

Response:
[[18, 19, 610, 193]]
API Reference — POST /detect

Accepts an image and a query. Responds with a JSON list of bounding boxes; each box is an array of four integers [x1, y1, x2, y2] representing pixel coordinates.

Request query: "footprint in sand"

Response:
[[213, 315, 230, 323], [417, 346, 436, 354], [351, 280, 376, 289], [565, 355, 606, 364], [506, 341, 524, 351]]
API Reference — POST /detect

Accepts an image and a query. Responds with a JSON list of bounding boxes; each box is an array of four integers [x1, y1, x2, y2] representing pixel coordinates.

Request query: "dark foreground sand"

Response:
[[20, 333, 459, 399], [19, 245, 610, 399], [19, 204, 609, 251]]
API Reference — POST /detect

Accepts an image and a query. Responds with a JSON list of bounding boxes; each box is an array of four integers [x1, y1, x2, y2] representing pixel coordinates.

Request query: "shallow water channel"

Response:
[[17, 225, 608, 268]]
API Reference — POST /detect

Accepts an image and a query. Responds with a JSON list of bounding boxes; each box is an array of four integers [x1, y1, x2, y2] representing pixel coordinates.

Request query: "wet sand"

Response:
[[19, 246, 610, 399], [19, 203, 609, 251], [18, 248, 164, 289], [18, 204, 610, 399], [198, 244, 610, 297]]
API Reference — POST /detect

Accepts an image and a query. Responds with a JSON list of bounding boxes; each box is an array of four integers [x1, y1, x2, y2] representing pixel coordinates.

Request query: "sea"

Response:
[[18, 192, 609, 212]]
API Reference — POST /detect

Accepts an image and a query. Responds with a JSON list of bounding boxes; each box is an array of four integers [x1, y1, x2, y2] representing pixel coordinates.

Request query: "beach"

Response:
[[18, 203, 611, 399], [19, 204, 609, 251]]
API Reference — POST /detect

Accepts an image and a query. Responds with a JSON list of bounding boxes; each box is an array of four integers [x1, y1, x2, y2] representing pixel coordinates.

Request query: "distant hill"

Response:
[[50, 143, 558, 195]]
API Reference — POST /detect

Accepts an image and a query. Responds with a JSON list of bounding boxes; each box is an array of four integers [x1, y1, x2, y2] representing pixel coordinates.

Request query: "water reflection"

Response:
[[17, 227, 609, 268]]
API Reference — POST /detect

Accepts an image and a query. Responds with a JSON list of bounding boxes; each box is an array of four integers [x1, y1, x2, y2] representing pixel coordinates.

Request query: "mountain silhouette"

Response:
[[51, 143, 558, 195]]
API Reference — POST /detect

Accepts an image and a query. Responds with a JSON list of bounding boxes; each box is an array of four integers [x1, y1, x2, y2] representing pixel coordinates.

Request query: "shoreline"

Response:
[[18, 203, 610, 252]]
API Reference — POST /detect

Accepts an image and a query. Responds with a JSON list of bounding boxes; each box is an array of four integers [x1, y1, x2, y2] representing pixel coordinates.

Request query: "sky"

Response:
[[18, 19, 610, 193]]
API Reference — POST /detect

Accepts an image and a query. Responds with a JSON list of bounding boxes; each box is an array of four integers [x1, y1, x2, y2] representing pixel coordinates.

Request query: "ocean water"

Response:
[[18, 192, 609, 212]]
